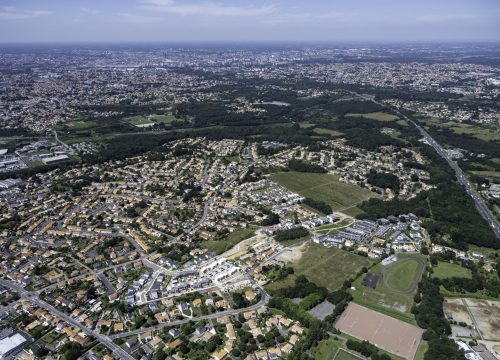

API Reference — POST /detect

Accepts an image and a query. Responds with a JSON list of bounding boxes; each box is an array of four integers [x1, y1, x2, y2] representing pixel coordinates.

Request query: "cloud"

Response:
[[0, 6, 52, 20], [115, 12, 163, 24], [415, 14, 476, 23], [81, 8, 102, 15], [141, 0, 275, 17]]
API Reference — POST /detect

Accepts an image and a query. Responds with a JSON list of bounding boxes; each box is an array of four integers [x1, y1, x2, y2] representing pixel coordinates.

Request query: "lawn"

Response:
[[415, 340, 429, 360], [385, 258, 421, 292], [289, 242, 373, 291], [311, 336, 342, 360], [346, 112, 400, 122], [432, 261, 472, 280], [202, 228, 254, 254], [335, 349, 364, 360], [270, 172, 377, 213]]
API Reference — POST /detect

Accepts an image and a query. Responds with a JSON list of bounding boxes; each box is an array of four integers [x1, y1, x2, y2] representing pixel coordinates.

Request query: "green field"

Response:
[[432, 261, 472, 280], [202, 228, 254, 254], [313, 127, 344, 137], [290, 242, 373, 291], [385, 258, 421, 292], [265, 274, 298, 293], [335, 349, 364, 360], [270, 172, 377, 213], [346, 112, 400, 122], [312, 337, 342, 360], [123, 114, 179, 127]]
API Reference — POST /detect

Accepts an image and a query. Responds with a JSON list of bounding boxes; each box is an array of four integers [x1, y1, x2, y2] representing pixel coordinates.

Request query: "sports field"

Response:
[[336, 303, 423, 360], [270, 172, 376, 212], [432, 261, 472, 280], [384, 258, 422, 292], [350, 254, 426, 323], [288, 242, 373, 291]]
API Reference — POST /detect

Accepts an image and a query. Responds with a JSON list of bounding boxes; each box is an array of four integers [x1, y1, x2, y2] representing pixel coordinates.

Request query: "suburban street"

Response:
[[0, 279, 135, 360]]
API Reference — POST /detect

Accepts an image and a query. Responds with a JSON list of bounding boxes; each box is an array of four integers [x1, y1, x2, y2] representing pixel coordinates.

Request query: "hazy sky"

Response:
[[1, 0, 499, 43]]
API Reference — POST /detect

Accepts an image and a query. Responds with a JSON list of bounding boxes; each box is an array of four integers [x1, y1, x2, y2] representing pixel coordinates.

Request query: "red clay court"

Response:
[[335, 302, 423, 359]]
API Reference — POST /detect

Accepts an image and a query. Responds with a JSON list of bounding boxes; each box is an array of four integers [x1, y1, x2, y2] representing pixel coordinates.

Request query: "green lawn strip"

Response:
[[339, 333, 405, 360], [415, 340, 429, 360], [346, 112, 400, 122], [334, 349, 364, 360]]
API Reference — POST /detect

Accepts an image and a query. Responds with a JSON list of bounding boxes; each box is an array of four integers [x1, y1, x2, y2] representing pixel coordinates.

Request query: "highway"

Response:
[[356, 93, 500, 239], [401, 112, 500, 239], [0, 279, 134, 360]]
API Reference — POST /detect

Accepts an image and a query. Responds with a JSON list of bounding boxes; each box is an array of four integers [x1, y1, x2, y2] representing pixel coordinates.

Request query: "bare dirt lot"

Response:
[[464, 298, 500, 341], [336, 302, 423, 360], [443, 298, 474, 325]]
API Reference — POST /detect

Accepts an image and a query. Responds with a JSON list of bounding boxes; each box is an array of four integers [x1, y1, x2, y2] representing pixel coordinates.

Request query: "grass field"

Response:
[[335, 349, 363, 360], [313, 127, 344, 137], [432, 261, 472, 280], [311, 336, 342, 360], [202, 228, 254, 254], [289, 242, 373, 291], [385, 258, 421, 292], [270, 172, 377, 213], [123, 114, 179, 127], [346, 112, 400, 122], [265, 274, 298, 293]]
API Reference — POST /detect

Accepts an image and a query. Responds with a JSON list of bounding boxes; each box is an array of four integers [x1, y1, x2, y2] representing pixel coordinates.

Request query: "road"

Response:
[[110, 285, 270, 339], [357, 93, 500, 239], [0, 279, 134, 360]]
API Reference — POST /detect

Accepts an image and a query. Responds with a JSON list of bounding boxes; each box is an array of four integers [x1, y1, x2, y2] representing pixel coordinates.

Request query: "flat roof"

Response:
[[0, 333, 27, 356]]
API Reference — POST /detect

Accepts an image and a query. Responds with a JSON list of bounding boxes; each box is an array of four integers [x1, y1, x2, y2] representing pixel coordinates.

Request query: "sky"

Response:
[[1, 0, 499, 43]]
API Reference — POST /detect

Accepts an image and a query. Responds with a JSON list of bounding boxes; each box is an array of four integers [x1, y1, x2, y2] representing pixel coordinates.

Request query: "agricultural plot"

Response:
[[270, 172, 376, 212], [288, 242, 373, 291], [336, 303, 423, 360]]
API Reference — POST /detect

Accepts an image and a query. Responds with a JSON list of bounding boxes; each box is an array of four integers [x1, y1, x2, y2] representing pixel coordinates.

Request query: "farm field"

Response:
[[346, 111, 400, 122], [270, 172, 377, 213], [432, 261, 472, 280], [202, 228, 254, 254], [288, 242, 373, 291]]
